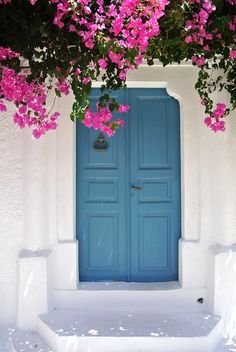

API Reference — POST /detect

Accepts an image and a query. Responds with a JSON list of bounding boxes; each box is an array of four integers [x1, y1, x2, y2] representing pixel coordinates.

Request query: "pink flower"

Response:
[[55, 79, 70, 95], [98, 59, 107, 69], [229, 50, 236, 59], [192, 56, 205, 67], [109, 51, 123, 64], [0, 47, 19, 61], [0, 100, 7, 112], [119, 72, 126, 81], [75, 68, 81, 76], [204, 117, 211, 126], [83, 77, 91, 85], [185, 36, 193, 43], [117, 104, 130, 113], [101, 125, 115, 137], [213, 103, 226, 118], [115, 118, 125, 127], [69, 24, 76, 32]]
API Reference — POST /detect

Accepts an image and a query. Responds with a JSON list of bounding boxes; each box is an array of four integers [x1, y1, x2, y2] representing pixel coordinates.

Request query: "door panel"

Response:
[[129, 89, 181, 281], [77, 88, 181, 282], [87, 212, 118, 268], [77, 89, 127, 281], [139, 213, 169, 269]]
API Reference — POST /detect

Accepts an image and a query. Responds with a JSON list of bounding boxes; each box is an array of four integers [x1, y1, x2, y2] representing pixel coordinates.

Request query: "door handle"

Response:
[[131, 185, 143, 190]]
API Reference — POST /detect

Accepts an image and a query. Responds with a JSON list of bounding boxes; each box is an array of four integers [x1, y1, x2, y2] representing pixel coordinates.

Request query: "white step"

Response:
[[37, 309, 222, 352], [54, 282, 206, 313], [215, 338, 236, 351], [0, 327, 52, 352]]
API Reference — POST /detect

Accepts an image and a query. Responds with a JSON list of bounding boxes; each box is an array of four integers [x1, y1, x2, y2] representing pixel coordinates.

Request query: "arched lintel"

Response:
[[92, 80, 182, 107]]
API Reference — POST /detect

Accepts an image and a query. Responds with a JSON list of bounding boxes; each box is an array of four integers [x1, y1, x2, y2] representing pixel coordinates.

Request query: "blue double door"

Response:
[[77, 88, 181, 282]]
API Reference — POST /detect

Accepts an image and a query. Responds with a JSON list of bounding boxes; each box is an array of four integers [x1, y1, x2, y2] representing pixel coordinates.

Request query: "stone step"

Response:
[[37, 309, 222, 352], [54, 282, 206, 313], [0, 327, 52, 352], [215, 339, 236, 351]]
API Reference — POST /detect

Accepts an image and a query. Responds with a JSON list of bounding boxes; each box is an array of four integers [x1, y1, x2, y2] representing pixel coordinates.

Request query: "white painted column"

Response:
[[17, 99, 58, 329], [51, 94, 78, 289], [23, 130, 50, 250], [56, 94, 76, 242], [17, 131, 50, 330]]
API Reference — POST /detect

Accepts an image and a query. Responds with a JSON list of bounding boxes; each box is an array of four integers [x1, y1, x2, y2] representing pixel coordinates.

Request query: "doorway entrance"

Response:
[[76, 88, 181, 282]]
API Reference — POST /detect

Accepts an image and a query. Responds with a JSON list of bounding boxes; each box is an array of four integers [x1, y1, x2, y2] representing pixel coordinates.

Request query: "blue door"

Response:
[[76, 88, 181, 282]]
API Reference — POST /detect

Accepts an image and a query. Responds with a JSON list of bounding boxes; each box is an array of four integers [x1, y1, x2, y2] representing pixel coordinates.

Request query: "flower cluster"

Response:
[[0, 47, 19, 61], [0, 65, 61, 138], [0, 0, 168, 138], [204, 103, 227, 132], [83, 103, 129, 136], [0, 0, 236, 136], [185, 0, 216, 56], [183, 0, 236, 132]]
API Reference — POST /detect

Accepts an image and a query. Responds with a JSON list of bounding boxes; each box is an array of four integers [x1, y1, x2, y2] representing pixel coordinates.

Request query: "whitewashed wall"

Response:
[[0, 64, 236, 328], [0, 106, 23, 325]]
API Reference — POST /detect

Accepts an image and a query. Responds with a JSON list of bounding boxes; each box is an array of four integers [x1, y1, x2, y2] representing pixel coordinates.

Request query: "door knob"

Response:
[[131, 185, 143, 190]]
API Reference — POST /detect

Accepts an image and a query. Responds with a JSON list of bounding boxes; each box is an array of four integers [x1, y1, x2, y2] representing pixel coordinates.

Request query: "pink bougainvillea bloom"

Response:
[[229, 50, 236, 59], [185, 35, 193, 43], [203, 45, 210, 51], [0, 47, 19, 61], [75, 68, 81, 76], [98, 59, 107, 69], [0, 100, 7, 112], [115, 118, 125, 127], [118, 72, 126, 81], [204, 117, 212, 126], [213, 103, 226, 118], [117, 104, 130, 113], [55, 79, 70, 95], [69, 24, 76, 32], [83, 77, 91, 85]]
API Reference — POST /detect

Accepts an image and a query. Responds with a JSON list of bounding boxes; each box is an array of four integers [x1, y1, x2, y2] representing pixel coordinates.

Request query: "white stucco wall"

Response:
[[0, 106, 24, 325], [0, 64, 236, 328]]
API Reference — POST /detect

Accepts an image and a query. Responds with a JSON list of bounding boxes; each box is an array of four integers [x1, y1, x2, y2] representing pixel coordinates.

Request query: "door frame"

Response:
[[75, 81, 184, 283], [54, 65, 203, 290]]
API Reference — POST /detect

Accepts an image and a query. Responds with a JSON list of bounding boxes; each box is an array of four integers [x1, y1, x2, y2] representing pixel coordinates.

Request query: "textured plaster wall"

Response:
[[0, 106, 24, 325]]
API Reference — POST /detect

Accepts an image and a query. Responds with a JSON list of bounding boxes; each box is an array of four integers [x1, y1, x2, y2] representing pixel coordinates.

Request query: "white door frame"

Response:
[[53, 64, 204, 290]]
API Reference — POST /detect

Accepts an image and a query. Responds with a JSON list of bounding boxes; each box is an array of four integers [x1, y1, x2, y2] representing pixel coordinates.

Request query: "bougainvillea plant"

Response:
[[0, 0, 235, 138], [147, 0, 236, 132]]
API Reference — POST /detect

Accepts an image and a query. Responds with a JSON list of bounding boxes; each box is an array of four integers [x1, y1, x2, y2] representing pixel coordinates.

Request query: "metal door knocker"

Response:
[[93, 132, 108, 151]]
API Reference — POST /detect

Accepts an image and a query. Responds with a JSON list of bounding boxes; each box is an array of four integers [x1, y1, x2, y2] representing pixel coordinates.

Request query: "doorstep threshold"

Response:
[[77, 281, 180, 291]]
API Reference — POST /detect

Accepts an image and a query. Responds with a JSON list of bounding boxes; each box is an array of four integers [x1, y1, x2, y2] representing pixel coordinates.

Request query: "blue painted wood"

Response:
[[77, 89, 128, 281], [76, 88, 181, 282], [129, 89, 181, 281]]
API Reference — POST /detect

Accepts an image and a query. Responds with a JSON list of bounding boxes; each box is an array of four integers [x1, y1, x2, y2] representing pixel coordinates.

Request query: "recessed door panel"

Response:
[[87, 213, 118, 269], [138, 98, 169, 169], [139, 213, 170, 270]]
